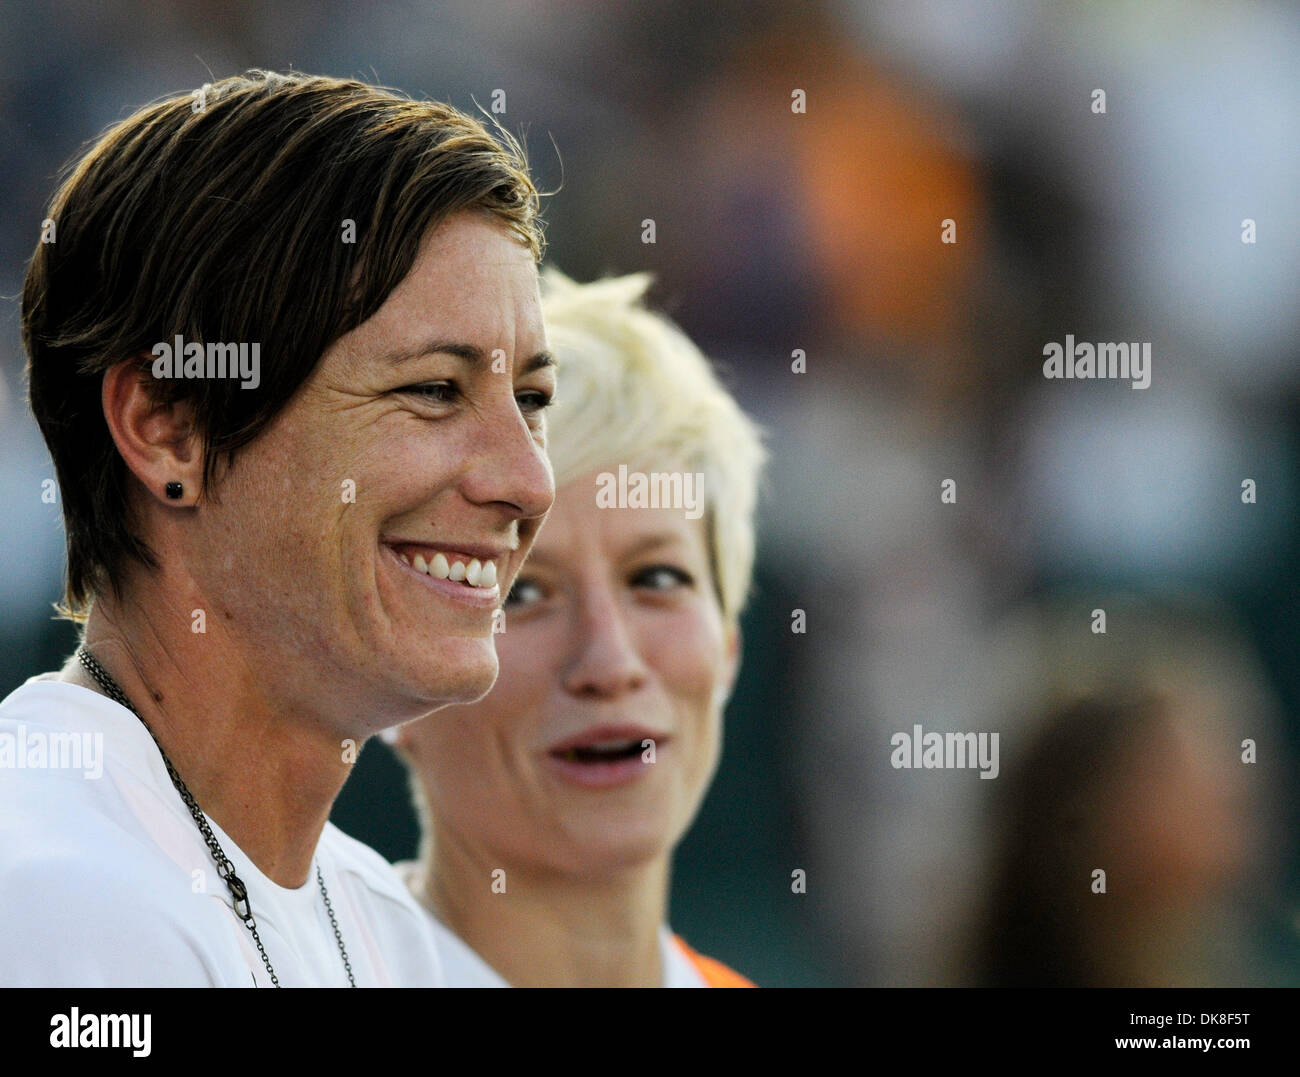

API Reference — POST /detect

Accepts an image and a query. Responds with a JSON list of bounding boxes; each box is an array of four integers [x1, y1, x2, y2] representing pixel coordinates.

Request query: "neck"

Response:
[[66, 589, 354, 887], [422, 822, 669, 988]]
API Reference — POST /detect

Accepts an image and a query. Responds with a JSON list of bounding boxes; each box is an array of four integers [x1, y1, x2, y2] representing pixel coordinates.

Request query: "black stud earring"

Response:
[[165, 481, 183, 500]]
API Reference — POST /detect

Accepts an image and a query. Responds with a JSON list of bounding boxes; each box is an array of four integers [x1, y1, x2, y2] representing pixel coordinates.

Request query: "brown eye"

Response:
[[516, 389, 553, 413]]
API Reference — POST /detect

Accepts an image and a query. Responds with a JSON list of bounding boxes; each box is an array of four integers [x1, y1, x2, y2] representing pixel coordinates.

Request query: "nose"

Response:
[[459, 389, 555, 523], [561, 579, 650, 699]]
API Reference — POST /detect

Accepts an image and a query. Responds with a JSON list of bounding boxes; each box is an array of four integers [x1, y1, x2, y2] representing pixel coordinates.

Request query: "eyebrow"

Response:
[[619, 532, 688, 558], [386, 339, 555, 374], [524, 532, 688, 569]]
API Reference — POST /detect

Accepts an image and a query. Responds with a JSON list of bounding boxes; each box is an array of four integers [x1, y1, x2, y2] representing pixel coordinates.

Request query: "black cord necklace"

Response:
[[76, 646, 356, 987]]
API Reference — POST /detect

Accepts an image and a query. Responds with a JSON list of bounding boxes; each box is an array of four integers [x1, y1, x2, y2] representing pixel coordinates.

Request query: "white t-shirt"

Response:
[[0, 676, 443, 987], [393, 861, 706, 988]]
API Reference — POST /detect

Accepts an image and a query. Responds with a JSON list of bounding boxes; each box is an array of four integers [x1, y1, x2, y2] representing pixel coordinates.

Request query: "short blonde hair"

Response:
[[540, 269, 766, 625]]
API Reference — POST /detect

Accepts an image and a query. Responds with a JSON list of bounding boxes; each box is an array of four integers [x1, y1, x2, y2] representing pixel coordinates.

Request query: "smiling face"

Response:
[[398, 470, 739, 876], [187, 212, 555, 732]]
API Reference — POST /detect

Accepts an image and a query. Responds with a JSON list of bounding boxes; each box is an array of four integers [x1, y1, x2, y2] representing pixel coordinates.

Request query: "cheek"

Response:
[[646, 606, 728, 713], [222, 409, 347, 530], [491, 615, 557, 696], [416, 709, 517, 826], [645, 610, 727, 834], [202, 440, 319, 588], [425, 710, 508, 774], [359, 417, 442, 482]]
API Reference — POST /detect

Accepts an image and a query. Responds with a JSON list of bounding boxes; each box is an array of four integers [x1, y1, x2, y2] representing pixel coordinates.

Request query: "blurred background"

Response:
[[3, 0, 1299, 986]]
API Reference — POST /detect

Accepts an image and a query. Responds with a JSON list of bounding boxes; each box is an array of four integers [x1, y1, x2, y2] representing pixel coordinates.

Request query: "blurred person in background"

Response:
[[0, 70, 555, 986], [390, 270, 766, 986], [975, 692, 1257, 987], [968, 595, 1292, 987], [733, 0, 1300, 986]]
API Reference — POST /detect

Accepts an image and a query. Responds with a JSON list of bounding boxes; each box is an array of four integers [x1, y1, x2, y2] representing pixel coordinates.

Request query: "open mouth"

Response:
[[383, 538, 507, 585], [545, 727, 669, 788], [382, 540, 507, 609], [390, 544, 499, 589], [553, 738, 646, 764]]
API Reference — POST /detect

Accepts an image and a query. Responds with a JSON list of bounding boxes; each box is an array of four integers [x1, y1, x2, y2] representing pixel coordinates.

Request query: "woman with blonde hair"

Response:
[[391, 269, 765, 986]]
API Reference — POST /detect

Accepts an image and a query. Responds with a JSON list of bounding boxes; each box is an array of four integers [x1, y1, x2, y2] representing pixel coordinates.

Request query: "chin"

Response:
[[565, 814, 675, 875], [406, 636, 500, 709]]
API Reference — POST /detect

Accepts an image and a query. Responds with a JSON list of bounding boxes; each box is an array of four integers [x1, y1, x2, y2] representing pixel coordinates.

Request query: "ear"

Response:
[[102, 359, 204, 506]]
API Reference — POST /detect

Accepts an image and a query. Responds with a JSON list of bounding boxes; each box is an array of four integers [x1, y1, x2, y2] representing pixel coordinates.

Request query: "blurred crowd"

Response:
[[2, 0, 1298, 985]]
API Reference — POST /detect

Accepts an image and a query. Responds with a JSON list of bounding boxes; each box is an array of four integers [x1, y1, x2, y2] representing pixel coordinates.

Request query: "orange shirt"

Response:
[[673, 936, 757, 988]]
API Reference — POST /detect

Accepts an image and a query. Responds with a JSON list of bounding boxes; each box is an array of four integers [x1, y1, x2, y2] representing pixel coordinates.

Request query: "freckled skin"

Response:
[[183, 213, 556, 735]]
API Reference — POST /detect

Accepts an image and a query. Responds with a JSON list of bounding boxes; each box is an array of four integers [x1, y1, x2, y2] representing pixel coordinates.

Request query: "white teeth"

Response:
[[398, 548, 498, 589]]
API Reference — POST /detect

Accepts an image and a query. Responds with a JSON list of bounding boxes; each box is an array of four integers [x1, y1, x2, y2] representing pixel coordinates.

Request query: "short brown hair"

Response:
[[23, 70, 544, 620]]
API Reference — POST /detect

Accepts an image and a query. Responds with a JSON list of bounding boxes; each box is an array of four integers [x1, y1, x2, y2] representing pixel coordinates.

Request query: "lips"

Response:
[[554, 739, 644, 763], [386, 541, 504, 589], [544, 725, 669, 789], [382, 539, 508, 608]]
